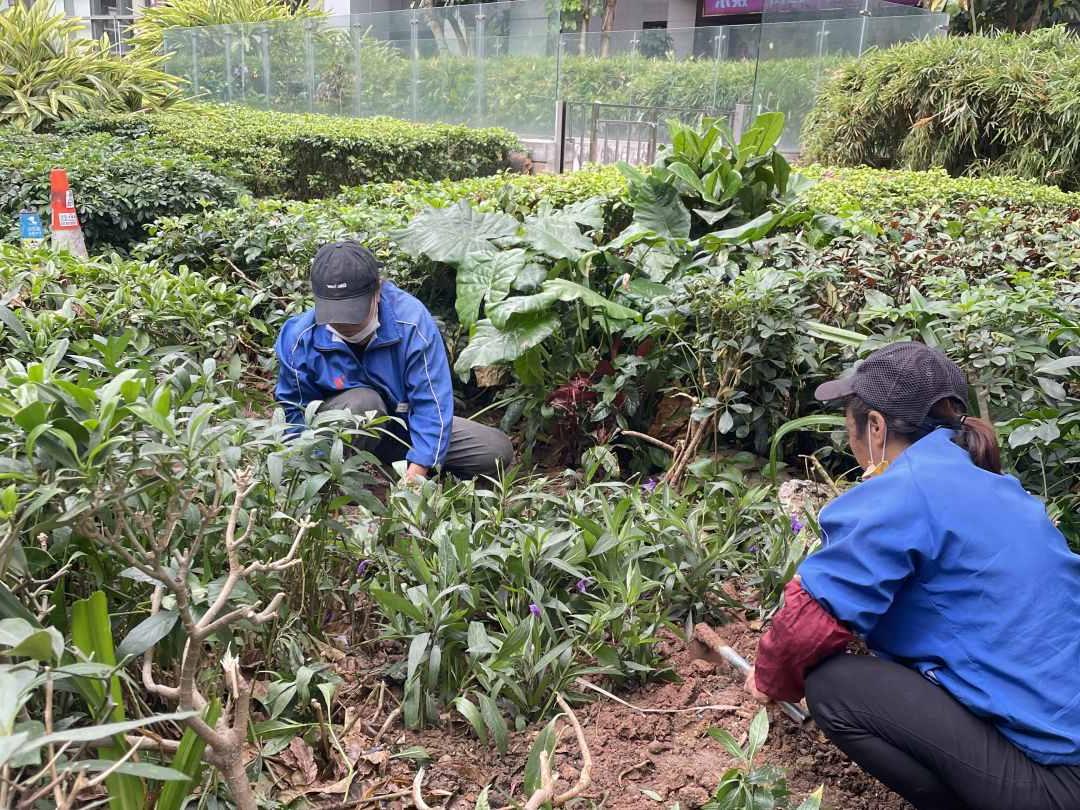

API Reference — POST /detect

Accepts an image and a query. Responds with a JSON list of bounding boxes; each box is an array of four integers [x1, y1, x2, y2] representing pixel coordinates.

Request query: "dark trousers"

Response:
[[320, 387, 514, 479], [805, 655, 1080, 810]]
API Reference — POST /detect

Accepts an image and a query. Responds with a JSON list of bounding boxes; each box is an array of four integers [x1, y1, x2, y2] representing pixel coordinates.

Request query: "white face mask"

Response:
[[330, 318, 379, 344]]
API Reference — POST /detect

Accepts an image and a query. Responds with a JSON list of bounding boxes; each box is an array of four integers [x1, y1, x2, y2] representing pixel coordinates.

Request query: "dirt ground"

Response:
[[281, 616, 909, 810]]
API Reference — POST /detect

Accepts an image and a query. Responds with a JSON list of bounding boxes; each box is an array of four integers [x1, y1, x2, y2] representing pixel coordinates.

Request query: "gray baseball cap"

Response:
[[311, 241, 380, 325], [815, 342, 969, 423]]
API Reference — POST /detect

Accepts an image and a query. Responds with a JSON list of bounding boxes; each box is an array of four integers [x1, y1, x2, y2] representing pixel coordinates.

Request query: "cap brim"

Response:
[[814, 377, 856, 403], [314, 294, 373, 325]]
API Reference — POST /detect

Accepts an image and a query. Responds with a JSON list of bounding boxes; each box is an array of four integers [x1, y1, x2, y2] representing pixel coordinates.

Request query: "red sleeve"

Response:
[[754, 578, 854, 702]]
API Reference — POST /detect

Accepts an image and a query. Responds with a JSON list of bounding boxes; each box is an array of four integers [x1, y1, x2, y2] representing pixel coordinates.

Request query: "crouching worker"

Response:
[[746, 342, 1080, 810], [274, 241, 514, 482]]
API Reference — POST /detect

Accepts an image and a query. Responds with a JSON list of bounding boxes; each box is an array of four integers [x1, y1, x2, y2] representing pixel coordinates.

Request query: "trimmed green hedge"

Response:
[[803, 27, 1080, 191], [801, 166, 1080, 213], [0, 130, 240, 250], [61, 104, 522, 199]]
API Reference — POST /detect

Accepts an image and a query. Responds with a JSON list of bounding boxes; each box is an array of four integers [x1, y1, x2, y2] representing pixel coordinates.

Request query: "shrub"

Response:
[[803, 28, 1080, 191], [0, 3, 181, 132], [64, 104, 522, 199], [801, 166, 1080, 215], [134, 166, 626, 328], [130, 0, 321, 54], [0, 245, 263, 369], [0, 132, 240, 251]]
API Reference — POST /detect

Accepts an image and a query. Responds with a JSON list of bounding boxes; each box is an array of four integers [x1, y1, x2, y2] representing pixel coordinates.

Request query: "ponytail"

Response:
[[847, 396, 1002, 475], [931, 402, 1002, 475]]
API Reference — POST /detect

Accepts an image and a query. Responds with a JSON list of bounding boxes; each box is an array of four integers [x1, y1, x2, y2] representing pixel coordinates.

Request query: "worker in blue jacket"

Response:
[[274, 241, 514, 482]]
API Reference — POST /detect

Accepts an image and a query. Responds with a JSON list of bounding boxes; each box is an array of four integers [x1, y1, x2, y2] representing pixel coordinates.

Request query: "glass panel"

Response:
[[154, 0, 946, 162]]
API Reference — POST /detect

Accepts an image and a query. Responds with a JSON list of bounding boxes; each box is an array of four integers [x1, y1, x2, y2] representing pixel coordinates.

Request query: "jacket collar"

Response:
[[312, 294, 401, 352]]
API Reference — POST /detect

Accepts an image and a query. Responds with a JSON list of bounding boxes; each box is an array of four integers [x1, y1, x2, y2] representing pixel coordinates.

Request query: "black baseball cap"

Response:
[[815, 342, 969, 424], [311, 241, 381, 325]]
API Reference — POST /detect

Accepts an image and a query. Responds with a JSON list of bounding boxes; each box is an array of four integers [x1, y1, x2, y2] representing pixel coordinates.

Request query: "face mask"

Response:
[[862, 423, 890, 480], [330, 318, 379, 345]]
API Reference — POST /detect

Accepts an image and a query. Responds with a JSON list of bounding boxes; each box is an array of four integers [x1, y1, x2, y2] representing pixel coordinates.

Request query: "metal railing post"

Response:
[[352, 22, 364, 117], [224, 27, 233, 102], [475, 10, 486, 125], [588, 101, 600, 164], [857, 0, 871, 55], [409, 15, 420, 120], [191, 30, 200, 95], [260, 24, 271, 106], [305, 21, 315, 112], [554, 99, 567, 173]]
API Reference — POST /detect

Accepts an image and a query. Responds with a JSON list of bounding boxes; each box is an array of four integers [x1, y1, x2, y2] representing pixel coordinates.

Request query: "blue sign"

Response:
[[19, 211, 44, 242]]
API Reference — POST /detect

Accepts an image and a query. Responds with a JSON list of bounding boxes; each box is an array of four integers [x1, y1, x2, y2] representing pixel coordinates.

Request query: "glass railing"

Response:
[[160, 0, 947, 159]]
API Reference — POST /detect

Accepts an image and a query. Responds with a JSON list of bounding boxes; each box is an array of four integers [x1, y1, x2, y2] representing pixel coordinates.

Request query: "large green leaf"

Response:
[[0, 618, 62, 662], [542, 279, 641, 324], [630, 178, 691, 240], [157, 700, 222, 810], [456, 249, 527, 329], [737, 111, 785, 159], [70, 592, 146, 810], [454, 315, 559, 381], [523, 716, 560, 794], [391, 201, 520, 265], [2, 711, 197, 768], [116, 609, 178, 659], [519, 211, 595, 261]]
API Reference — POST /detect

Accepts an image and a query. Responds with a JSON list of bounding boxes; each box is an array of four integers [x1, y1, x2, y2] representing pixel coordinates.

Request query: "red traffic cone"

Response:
[[49, 167, 87, 258]]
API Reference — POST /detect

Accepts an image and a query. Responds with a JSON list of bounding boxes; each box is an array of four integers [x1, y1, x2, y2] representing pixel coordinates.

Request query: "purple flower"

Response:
[[642, 477, 659, 494], [790, 515, 805, 535], [529, 603, 541, 617], [748, 545, 759, 554], [356, 559, 371, 576], [574, 577, 592, 594]]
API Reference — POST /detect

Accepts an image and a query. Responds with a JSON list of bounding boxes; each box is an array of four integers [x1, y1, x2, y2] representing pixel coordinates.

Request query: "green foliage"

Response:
[[130, 0, 321, 54], [362, 471, 787, 732], [928, 0, 1080, 35], [804, 28, 1080, 191], [0, 3, 182, 132], [0, 132, 240, 251], [134, 166, 626, 334], [705, 710, 824, 810], [63, 104, 521, 199], [801, 166, 1080, 216], [0, 245, 266, 368]]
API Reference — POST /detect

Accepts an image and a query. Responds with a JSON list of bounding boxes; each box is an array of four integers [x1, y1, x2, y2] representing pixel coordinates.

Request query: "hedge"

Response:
[[61, 104, 522, 199], [801, 166, 1080, 214], [0, 130, 240, 250], [803, 27, 1080, 191]]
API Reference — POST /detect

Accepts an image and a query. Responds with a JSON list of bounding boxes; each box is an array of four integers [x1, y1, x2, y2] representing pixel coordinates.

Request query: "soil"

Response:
[[290, 617, 910, 810]]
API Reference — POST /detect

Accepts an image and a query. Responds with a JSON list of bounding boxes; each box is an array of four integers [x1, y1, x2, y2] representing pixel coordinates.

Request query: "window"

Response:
[[89, 0, 135, 54]]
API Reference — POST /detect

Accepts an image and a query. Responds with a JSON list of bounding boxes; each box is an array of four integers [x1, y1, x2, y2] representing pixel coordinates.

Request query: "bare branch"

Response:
[[249, 592, 285, 625], [412, 768, 437, 810], [523, 751, 557, 810], [142, 587, 180, 701], [552, 695, 592, 806], [245, 519, 312, 575]]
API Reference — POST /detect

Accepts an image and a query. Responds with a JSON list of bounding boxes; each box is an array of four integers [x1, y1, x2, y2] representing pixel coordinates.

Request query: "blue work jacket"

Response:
[[274, 281, 454, 469], [799, 428, 1080, 765]]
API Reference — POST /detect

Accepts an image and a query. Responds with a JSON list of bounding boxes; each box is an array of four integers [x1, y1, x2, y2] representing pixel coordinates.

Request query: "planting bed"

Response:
[[274, 606, 905, 809]]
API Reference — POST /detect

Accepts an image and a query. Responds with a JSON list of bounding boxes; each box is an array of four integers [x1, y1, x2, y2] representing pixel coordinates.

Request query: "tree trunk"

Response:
[[418, 0, 447, 53], [220, 753, 257, 810], [599, 0, 617, 57], [449, 9, 470, 56], [579, 7, 590, 54]]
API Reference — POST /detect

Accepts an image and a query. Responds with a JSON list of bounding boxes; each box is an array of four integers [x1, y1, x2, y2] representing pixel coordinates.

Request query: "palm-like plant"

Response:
[[0, 3, 183, 132], [129, 0, 322, 55]]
